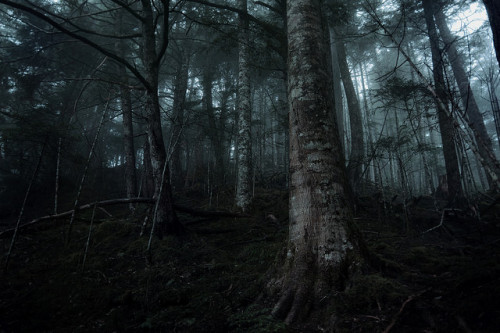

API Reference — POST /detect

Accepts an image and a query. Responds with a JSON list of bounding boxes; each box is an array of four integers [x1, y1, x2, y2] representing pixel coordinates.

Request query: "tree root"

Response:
[[272, 281, 312, 324]]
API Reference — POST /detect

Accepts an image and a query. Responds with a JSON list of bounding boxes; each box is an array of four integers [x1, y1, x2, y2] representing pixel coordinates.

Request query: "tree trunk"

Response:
[[115, 11, 137, 210], [119, 79, 138, 207], [434, 5, 499, 189], [422, 0, 463, 205], [141, 0, 182, 235], [329, 29, 345, 154], [488, 75, 500, 149], [335, 34, 365, 191], [171, 54, 190, 190], [235, 0, 252, 211], [142, 139, 155, 198], [203, 68, 226, 187], [271, 0, 362, 325], [483, 0, 500, 71]]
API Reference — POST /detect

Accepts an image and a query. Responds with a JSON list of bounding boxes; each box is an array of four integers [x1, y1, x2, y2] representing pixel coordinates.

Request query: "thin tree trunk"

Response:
[[140, 0, 182, 236], [5, 140, 46, 269], [171, 54, 190, 190], [67, 102, 108, 244], [423, 0, 463, 205], [330, 28, 345, 154], [203, 68, 226, 187], [54, 137, 62, 215], [115, 12, 138, 208], [235, 0, 252, 211], [434, 5, 499, 189], [335, 33, 365, 192], [119, 75, 138, 207]]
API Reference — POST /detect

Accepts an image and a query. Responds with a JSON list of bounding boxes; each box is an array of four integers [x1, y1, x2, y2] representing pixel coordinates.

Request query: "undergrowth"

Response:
[[1, 188, 500, 332]]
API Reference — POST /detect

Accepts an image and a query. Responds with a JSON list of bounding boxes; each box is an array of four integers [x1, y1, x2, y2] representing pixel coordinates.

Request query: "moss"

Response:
[[2, 188, 500, 332]]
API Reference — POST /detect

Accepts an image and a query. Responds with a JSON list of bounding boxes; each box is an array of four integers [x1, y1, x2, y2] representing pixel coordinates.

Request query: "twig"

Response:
[[98, 207, 113, 217], [422, 209, 447, 234], [0, 198, 250, 237], [4, 140, 47, 269], [67, 95, 110, 245], [81, 203, 97, 271], [382, 295, 415, 333]]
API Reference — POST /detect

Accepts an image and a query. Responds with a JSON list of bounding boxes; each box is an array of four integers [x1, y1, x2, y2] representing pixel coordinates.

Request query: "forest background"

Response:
[[1, 0, 500, 331]]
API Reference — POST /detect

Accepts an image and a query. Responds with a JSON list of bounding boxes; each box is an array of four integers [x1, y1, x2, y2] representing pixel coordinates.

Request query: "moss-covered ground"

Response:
[[1, 188, 499, 332]]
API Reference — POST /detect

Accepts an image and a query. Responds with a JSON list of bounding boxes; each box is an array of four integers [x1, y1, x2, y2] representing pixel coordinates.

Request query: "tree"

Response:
[[422, 0, 463, 204], [235, 0, 253, 211], [433, 2, 499, 190], [115, 12, 137, 209], [271, 0, 362, 324], [334, 32, 365, 191], [0, 0, 183, 235], [483, 0, 500, 71]]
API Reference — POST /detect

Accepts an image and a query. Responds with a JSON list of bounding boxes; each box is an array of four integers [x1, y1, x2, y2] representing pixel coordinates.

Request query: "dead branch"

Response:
[[382, 295, 415, 333], [0, 197, 250, 237]]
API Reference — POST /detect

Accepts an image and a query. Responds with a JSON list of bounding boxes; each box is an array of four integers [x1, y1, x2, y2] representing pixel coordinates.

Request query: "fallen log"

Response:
[[0, 197, 250, 237]]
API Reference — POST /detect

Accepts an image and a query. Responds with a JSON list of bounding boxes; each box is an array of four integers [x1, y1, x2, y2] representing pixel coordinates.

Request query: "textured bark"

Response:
[[235, 0, 252, 211], [171, 55, 189, 190], [423, 0, 463, 204], [483, 0, 500, 71], [488, 77, 500, 148], [336, 35, 365, 190], [271, 0, 362, 324], [142, 139, 155, 198], [118, 71, 138, 206], [140, 0, 182, 235], [329, 29, 345, 153], [115, 12, 137, 208], [434, 5, 499, 189]]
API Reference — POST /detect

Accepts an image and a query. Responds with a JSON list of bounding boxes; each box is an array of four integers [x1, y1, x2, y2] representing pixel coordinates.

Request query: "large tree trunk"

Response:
[[335, 34, 365, 191], [271, 0, 362, 324], [235, 0, 252, 211], [422, 0, 463, 205], [141, 0, 182, 235], [483, 0, 500, 71], [434, 4, 499, 190]]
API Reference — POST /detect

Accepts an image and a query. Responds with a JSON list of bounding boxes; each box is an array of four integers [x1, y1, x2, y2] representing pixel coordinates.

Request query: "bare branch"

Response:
[[0, 0, 151, 91]]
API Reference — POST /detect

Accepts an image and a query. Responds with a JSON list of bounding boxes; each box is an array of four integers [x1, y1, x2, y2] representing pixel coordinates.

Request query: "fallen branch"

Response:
[[0, 197, 251, 237], [422, 209, 447, 234], [382, 295, 415, 333]]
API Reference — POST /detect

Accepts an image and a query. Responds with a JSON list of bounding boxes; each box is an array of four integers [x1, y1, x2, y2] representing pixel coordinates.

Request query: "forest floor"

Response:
[[1, 187, 500, 332]]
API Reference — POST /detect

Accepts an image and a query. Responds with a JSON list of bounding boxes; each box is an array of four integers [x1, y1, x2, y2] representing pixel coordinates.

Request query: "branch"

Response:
[[0, 0, 151, 91], [253, 1, 281, 15], [185, 0, 284, 37], [0, 198, 250, 237], [382, 295, 415, 333], [156, 0, 170, 64], [110, 0, 144, 21]]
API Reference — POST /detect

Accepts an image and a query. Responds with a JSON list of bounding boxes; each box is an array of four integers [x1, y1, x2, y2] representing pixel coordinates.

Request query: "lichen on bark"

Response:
[[270, 0, 363, 326]]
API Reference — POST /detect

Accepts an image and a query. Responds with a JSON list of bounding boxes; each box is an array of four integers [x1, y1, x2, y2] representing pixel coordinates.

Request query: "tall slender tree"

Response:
[[335, 33, 365, 191], [115, 11, 137, 208], [433, 2, 499, 189], [235, 0, 252, 211], [422, 0, 463, 204]]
